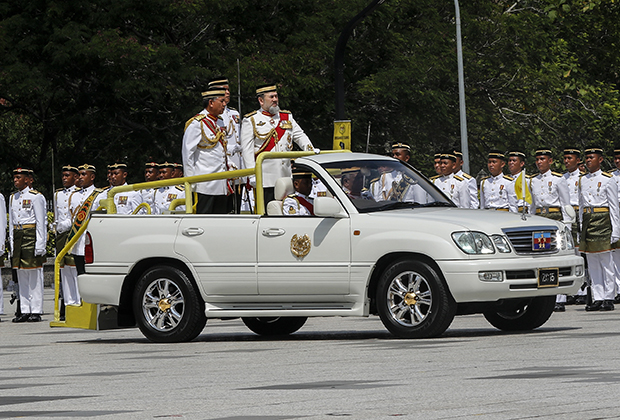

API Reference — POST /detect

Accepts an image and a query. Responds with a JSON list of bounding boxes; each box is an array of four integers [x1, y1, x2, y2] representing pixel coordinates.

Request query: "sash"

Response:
[[67, 189, 103, 244], [255, 112, 289, 157], [296, 195, 314, 215]]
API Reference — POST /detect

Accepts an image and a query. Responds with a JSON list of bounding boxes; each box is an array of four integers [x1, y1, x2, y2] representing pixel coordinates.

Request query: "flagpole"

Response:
[[521, 169, 527, 220]]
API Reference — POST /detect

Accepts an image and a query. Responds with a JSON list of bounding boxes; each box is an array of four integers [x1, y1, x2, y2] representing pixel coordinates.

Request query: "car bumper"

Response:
[[78, 274, 125, 306], [438, 254, 585, 303]]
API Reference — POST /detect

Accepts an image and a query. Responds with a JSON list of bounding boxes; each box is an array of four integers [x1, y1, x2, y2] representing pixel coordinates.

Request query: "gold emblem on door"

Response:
[[290, 234, 311, 258]]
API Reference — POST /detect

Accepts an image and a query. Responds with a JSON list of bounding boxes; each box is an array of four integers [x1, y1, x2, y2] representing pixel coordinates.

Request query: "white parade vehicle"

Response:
[[71, 151, 583, 342]]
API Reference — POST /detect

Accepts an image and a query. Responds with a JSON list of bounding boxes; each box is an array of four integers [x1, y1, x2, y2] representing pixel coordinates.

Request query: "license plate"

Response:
[[538, 268, 559, 288]]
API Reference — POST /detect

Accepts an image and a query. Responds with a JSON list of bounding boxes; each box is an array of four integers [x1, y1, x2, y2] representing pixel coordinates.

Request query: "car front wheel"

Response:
[[242, 317, 307, 336], [483, 296, 555, 331], [377, 259, 456, 338], [133, 266, 206, 343]]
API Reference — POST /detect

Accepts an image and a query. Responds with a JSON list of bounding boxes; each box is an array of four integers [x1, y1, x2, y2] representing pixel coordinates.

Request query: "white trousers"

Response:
[[17, 268, 44, 314], [60, 266, 81, 306], [0, 278, 3, 315], [587, 251, 616, 302], [611, 249, 620, 294]]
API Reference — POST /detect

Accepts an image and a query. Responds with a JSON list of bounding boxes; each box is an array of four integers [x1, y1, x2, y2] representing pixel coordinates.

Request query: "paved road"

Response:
[[1, 289, 618, 419]]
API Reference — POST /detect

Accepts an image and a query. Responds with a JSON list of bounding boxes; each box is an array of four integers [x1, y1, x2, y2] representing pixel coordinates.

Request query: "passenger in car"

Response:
[[283, 169, 314, 216]]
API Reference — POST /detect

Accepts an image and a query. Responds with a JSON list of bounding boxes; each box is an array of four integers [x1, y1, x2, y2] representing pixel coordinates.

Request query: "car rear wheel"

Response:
[[483, 296, 555, 331], [242, 317, 307, 336], [377, 259, 456, 338], [133, 266, 206, 343]]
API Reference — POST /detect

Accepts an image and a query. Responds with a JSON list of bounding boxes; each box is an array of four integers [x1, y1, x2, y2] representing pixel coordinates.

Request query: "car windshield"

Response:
[[319, 159, 454, 213]]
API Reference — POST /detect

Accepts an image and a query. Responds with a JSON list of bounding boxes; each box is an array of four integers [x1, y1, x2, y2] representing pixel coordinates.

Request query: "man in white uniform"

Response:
[[453, 150, 479, 209], [479, 150, 516, 211], [433, 152, 470, 208], [580, 147, 619, 312], [54, 165, 80, 317], [240, 84, 314, 205], [107, 163, 142, 214], [506, 150, 530, 213], [153, 162, 186, 214], [9, 168, 47, 323], [562, 147, 587, 305], [182, 86, 232, 214], [283, 169, 314, 216], [208, 76, 243, 212], [68, 164, 99, 277], [140, 162, 159, 214], [610, 147, 620, 303], [0, 191, 6, 319], [529, 148, 573, 311]]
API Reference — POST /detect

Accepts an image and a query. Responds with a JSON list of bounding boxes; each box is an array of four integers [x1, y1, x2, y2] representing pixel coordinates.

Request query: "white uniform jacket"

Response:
[[480, 174, 516, 211], [153, 185, 186, 214], [240, 109, 314, 188], [530, 170, 572, 224], [283, 192, 314, 216], [8, 186, 47, 256], [579, 170, 620, 242], [54, 185, 77, 233], [455, 170, 479, 209], [182, 109, 231, 195], [433, 174, 470, 208], [66, 184, 96, 256], [223, 106, 242, 173]]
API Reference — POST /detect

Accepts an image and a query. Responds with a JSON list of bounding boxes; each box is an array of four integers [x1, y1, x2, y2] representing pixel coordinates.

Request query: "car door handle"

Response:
[[182, 227, 204, 237], [262, 228, 285, 237]]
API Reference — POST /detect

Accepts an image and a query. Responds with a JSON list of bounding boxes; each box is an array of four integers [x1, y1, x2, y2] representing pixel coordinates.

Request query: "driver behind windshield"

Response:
[[283, 168, 314, 216]]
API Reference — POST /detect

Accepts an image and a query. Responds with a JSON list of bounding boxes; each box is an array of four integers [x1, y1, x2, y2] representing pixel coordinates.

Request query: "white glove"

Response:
[[228, 143, 241, 155], [56, 219, 72, 234], [35, 248, 46, 257], [248, 176, 256, 188], [313, 148, 321, 154], [612, 236, 620, 244]]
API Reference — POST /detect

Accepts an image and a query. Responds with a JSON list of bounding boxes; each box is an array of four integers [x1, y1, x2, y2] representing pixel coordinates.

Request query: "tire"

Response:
[[133, 266, 206, 343], [242, 317, 307, 336], [483, 296, 555, 331], [376, 259, 456, 339]]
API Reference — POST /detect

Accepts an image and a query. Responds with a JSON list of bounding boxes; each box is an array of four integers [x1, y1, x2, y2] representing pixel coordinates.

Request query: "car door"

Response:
[[174, 214, 259, 295], [257, 215, 351, 295]]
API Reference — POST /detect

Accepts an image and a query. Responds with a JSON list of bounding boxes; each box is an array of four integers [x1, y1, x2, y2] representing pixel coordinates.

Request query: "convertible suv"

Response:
[[77, 152, 583, 342]]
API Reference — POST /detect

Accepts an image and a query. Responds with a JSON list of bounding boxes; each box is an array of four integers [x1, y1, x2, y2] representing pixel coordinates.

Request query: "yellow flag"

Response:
[[514, 171, 532, 204]]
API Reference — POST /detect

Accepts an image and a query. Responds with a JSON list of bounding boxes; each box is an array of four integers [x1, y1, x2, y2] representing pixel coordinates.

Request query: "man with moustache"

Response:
[[240, 84, 314, 206], [183, 86, 233, 214]]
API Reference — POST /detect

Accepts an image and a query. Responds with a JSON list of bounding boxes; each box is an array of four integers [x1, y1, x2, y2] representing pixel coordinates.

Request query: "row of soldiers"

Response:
[[414, 143, 619, 313]]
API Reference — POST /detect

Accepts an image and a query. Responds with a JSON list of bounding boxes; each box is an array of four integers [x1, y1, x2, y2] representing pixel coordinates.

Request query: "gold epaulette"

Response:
[[287, 193, 296, 198], [552, 171, 563, 177], [95, 186, 111, 192], [244, 110, 257, 118], [175, 185, 184, 191], [369, 177, 380, 184], [481, 176, 490, 181], [30, 189, 41, 194], [184, 114, 206, 132], [55, 188, 64, 192], [461, 172, 473, 179], [526, 174, 534, 179], [580, 171, 586, 176], [228, 106, 237, 111], [430, 175, 440, 180], [280, 110, 291, 114], [603, 171, 613, 178], [503, 175, 514, 181], [454, 175, 464, 182], [73, 187, 82, 192]]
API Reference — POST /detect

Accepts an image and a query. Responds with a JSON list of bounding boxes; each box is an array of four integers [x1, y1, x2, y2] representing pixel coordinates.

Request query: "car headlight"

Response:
[[557, 225, 574, 251], [491, 235, 512, 253], [452, 231, 495, 254]]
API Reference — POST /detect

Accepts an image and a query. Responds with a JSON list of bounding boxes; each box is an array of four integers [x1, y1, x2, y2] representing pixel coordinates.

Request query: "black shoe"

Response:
[[601, 301, 615, 311], [27, 314, 42, 322], [554, 303, 566, 312], [566, 295, 576, 305], [12, 314, 30, 323], [574, 295, 587, 305], [586, 301, 603, 312], [614, 295, 620, 304]]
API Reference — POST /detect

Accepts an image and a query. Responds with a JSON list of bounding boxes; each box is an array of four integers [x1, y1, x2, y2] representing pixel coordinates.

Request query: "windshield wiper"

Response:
[[420, 201, 455, 207]]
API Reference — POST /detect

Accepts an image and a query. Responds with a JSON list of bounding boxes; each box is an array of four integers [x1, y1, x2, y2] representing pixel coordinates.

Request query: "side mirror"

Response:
[[314, 196, 347, 218], [563, 204, 576, 224]]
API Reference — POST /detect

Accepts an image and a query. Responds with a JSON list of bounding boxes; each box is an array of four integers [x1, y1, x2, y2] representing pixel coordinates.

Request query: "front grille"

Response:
[[505, 267, 572, 281], [502, 226, 558, 255]]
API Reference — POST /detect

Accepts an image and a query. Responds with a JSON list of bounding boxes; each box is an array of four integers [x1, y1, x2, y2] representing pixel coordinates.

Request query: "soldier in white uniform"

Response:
[[562, 147, 587, 304], [240, 84, 314, 205], [433, 152, 470, 208], [182, 86, 233, 214], [529, 148, 574, 311], [388, 143, 428, 203], [479, 150, 516, 211], [68, 164, 99, 276], [580, 147, 620, 312], [107, 163, 142, 214], [140, 162, 159, 214], [453, 150, 479, 209], [610, 147, 620, 303], [368, 166, 394, 202], [54, 165, 80, 316], [283, 169, 314, 216], [153, 162, 186, 214], [0, 191, 6, 319], [506, 150, 530, 213], [9, 168, 47, 323]]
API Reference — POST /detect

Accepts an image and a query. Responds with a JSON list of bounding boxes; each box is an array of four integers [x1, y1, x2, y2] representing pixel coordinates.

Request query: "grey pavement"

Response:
[[0, 289, 619, 419]]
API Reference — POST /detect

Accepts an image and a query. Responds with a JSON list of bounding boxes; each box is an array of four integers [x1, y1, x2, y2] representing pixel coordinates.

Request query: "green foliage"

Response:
[[1, 0, 620, 197]]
